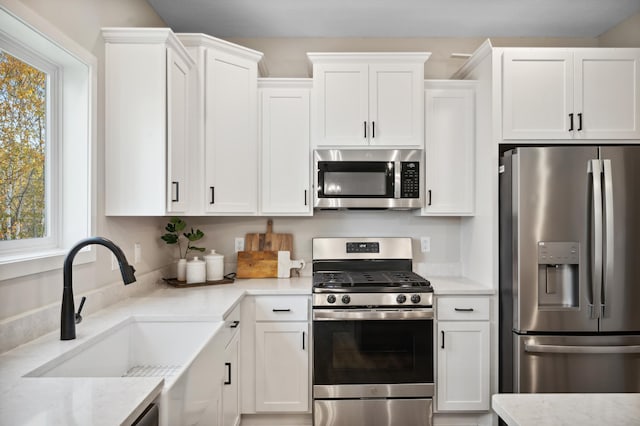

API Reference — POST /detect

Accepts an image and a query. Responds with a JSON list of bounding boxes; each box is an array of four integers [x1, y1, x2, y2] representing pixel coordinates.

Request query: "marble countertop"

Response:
[[430, 276, 495, 295], [493, 393, 640, 426], [0, 274, 492, 425], [0, 277, 311, 426]]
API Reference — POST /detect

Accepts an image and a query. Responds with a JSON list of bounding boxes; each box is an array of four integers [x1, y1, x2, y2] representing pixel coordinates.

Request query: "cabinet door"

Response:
[[222, 330, 240, 426], [205, 50, 258, 214], [436, 321, 490, 412], [502, 50, 573, 140], [255, 322, 309, 412], [260, 88, 311, 215], [422, 87, 475, 215], [369, 64, 424, 147], [574, 49, 640, 140], [167, 48, 190, 213], [313, 64, 369, 146]]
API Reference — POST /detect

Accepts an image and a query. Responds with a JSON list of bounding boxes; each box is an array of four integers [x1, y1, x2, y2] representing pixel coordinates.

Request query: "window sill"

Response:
[[0, 247, 96, 281]]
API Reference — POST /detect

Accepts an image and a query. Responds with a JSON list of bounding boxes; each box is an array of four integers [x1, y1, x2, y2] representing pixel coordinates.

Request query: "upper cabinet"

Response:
[[178, 34, 263, 215], [503, 48, 640, 140], [103, 28, 195, 216], [258, 79, 313, 216], [421, 81, 476, 216], [308, 53, 430, 148]]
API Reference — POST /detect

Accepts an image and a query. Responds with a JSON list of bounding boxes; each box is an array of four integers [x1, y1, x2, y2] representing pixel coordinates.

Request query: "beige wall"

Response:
[[598, 12, 640, 47], [227, 37, 598, 79]]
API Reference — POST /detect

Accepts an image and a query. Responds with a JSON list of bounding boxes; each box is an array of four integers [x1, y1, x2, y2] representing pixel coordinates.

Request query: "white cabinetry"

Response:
[[421, 81, 476, 216], [308, 53, 430, 148], [223, 324, 241, 426], [253, 296, 310, 412], [103, 28, 194, 215], [178, 34, 263, 215], [436, 297, 490, 412], [258, 79, 312, 215], [503, 48, 640, 140]]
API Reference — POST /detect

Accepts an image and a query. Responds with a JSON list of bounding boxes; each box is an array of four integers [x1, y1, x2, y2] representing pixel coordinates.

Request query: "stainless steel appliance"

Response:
[[312, 237, 434, 426], [314, 149, 423, 209], [499, 146, 640, 394]]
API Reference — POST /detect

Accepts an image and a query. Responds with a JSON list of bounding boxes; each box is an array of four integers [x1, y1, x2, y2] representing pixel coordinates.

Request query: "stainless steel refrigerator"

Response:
[[499, 146, 640, 393]]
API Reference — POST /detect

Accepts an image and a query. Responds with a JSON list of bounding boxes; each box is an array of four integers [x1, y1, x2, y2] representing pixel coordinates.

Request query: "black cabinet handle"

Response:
[[364, 121, 367, 138], [577, 113, 583, 131], [304, 189, 307, 206], [272, 309, 291, 312], [210, 186, 215, 204], [372, 121, 375, 138], [454, 308, 474, 312], [441, 331, 445, 349], [302, 331, 306, 350], [428, 190, 432, 206], [230, 320, 240, 328], [224, 362, 231, 385], [569, 113, 574, 131], [172, 181, 179, 202]]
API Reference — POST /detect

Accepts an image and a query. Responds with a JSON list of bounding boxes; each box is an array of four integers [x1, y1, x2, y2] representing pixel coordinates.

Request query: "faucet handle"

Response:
[[75, 296, 86, 324]]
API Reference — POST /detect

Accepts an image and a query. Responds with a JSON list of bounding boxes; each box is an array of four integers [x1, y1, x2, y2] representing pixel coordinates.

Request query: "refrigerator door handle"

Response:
[[602, 159, 614, 319], [588, 159, 603, 319], [525, 343, 640, 355]]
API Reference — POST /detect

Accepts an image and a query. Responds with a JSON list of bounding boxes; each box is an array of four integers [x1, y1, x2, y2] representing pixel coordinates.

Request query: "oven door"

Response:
[[313, 308, 434, 399]]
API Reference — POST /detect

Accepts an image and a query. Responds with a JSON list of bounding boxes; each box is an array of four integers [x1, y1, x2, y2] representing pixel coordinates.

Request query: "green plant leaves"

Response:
[[161, 218, 205, 258], [161, 233, 179, 244], [184, 228, 204, 242]]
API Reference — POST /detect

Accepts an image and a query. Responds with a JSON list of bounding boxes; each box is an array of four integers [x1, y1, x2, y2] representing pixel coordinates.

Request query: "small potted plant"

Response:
[[161, 217, 205, 281]]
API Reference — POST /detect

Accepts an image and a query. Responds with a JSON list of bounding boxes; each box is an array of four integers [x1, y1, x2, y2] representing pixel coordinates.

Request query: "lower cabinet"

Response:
[[241, 295, 311, 416], [436, 296, 490, 412], [255, 322, 309, 411], [222, 328, 241, 426]]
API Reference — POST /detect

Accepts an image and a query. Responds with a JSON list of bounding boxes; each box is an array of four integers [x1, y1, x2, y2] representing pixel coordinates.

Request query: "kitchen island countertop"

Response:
[[492, 393, 640, 426]]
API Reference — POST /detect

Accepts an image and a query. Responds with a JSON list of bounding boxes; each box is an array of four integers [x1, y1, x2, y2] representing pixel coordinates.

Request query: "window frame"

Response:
[[0, 2, 97, 281]]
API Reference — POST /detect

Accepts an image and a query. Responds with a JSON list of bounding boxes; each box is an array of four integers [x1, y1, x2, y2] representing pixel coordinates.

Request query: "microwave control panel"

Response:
[[400, 162, 420, 198]]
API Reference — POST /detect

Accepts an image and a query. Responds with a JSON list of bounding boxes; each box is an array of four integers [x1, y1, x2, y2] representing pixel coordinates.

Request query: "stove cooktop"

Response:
[[313, 270, 433, 293]]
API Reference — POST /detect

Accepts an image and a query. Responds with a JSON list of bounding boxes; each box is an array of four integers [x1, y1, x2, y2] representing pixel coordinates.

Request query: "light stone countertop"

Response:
[[0, 277, 311, 426], [492, 393, 640, 425], [429, 276, 495, 295], [0, 274, 491, 425]]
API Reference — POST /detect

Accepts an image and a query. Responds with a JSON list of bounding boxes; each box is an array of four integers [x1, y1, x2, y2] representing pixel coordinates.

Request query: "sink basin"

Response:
[[26, 316, 225, 426]]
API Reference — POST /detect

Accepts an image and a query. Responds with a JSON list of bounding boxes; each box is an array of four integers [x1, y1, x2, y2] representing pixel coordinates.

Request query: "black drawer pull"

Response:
[[224, 362, 231, 385], [577, 112, 583, 131], [372, 121, 375, 138], [172, 181, 179, 202], [272, 309, 291, 312], [229, 320, 240, 328], [441, 330, 445, 349], [569, 113, 574, 131], [364, 121, 367, 138], [454, 308, 475, 312], [302, 331, 306, 350], [210, 186, 215, 204]]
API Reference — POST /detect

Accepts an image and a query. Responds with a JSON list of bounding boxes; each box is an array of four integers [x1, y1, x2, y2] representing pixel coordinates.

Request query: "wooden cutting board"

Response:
[[244, 219, 293, 253], [236, 251, 278, 278]]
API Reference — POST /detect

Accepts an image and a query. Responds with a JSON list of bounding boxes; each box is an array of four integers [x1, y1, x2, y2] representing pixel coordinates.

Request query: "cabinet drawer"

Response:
[[437, 297, 489, 320], [255, 296, 309, 321]]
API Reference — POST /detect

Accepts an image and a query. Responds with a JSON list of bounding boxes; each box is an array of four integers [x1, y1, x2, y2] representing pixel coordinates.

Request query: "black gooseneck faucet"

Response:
[[61, 237, 137, 340]]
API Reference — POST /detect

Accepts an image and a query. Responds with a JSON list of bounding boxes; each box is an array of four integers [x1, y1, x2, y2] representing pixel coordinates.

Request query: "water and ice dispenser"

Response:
[[537, 242, 579, 309]]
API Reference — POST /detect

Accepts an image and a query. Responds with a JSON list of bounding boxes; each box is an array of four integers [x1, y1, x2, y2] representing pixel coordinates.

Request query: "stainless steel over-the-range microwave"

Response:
[[314, 149, 423, 210]]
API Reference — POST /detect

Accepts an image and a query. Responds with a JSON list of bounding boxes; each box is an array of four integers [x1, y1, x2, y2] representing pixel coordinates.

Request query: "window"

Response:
[[0, 3, 96, 280], [0, 48, 55, 248]]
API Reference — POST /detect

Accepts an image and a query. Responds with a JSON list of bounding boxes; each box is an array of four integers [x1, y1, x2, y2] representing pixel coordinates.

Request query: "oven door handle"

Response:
[[313, 309, 433, 321]]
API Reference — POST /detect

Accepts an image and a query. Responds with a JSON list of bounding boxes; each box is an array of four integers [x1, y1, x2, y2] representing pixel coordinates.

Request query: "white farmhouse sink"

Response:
[[25, 316, 225, 426]]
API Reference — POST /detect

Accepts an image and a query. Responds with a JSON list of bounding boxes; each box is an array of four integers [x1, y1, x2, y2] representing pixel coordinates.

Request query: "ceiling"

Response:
[[146, 0, 640, 39]]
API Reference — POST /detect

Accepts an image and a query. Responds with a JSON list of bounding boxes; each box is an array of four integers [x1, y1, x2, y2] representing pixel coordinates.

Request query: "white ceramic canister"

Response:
[[186, 256, 206, 284], [176, 258, 187, 281], [204, 249, 224, 281]]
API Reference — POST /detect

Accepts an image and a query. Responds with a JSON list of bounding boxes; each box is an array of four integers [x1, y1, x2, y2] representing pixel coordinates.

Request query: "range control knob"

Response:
[[327, 295, 336, 304], [396, 294, 407, 304], [411, 294, 422, 304], [341, 295, 351, 304]]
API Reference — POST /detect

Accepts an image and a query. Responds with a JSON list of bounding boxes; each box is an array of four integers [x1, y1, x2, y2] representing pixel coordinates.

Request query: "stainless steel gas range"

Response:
[[312, 237, 434, 426]]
